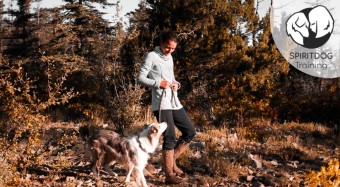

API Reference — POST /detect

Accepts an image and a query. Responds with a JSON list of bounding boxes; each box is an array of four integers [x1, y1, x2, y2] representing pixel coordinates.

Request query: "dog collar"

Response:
[[137, 135, 148, 153]]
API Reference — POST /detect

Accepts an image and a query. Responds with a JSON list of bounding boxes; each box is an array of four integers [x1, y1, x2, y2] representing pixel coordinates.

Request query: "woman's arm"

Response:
[[137, 53, 160, 89]]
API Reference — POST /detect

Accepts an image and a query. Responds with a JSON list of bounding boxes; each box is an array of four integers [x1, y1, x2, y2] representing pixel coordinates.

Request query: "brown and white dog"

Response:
[[88, 122, 167, 187]]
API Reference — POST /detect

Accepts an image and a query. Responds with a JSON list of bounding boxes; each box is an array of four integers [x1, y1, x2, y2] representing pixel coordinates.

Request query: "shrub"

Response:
[[0, 155, 16, 186], [305, 159, 340, 187], [0, 59, 78, 180]]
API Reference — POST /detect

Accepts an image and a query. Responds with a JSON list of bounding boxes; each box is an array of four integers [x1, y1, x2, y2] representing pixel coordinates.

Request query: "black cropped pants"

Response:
[[154, 108, 196, 150]]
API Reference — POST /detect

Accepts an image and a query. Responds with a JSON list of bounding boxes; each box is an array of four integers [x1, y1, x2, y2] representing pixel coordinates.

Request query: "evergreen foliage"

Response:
[[1, 0, 340, 131], [0, 1, 339, 186]]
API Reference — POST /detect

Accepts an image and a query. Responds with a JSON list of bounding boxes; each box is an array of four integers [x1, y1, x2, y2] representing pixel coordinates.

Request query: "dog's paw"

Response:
[[104, 169, 118, 177], [108, 171, 118, 177], [104, 166, 118, 177]]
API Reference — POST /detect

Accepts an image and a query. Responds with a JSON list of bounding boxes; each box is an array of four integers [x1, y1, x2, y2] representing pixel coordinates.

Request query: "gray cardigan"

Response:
[[137, 46, 183, 111]]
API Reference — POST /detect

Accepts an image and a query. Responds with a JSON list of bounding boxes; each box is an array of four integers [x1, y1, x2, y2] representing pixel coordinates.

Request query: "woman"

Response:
[[137, 31, 196, 184]]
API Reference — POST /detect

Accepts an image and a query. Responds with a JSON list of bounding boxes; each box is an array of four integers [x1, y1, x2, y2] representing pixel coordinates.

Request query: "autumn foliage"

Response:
[[0, 0, 339, 186]]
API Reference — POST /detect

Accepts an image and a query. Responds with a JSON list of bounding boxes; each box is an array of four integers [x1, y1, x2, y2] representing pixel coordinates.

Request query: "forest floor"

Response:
[[1, 119, 339, 187]]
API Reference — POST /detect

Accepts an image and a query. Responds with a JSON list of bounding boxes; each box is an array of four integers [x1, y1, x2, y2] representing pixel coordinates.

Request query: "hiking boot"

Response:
[[174, 138, 190, 175], [162, 150, 182, 184]]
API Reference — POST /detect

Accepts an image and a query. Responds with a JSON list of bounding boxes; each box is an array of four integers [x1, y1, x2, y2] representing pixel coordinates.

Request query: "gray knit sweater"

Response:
[[137, 46, 183, 112]]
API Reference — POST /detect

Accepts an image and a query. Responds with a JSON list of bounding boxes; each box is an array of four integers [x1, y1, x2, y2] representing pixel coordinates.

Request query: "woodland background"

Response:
[[0, 0, 339, 186]]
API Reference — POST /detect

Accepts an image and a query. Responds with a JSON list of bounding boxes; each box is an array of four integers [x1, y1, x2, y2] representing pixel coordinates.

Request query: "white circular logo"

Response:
[[271, 1, 340, 78]]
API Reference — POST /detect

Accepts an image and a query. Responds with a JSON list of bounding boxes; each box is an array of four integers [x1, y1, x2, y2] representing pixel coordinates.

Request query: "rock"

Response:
[[291, 142, 298, 148], [283, 172, 294, 181], [287, 161, 299, 168], [189, 141, 205, 151], [252, 181, 265, 187], [76, 161, 85, 166], [264, 169, 277, 177], [84, 179, 94, 186], [101, 124, 109, 128], [76, 181, 84, 187], [227, 133, 238, 143], [270, 160, 279, 166], [247, 175, 254, 181], [248, 168, 254, 175], [25, 174, 32, 180], [248, 154, 262, 169]]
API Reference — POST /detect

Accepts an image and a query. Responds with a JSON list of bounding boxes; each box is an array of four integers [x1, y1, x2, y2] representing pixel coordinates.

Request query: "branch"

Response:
[[177, 30, 196, 38]]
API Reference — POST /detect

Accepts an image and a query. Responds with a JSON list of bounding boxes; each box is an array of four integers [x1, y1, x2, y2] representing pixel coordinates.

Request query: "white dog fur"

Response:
[[88, 122, 167, 187]]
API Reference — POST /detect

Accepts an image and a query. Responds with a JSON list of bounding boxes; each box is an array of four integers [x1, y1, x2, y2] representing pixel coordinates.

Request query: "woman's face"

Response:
[[160, 40, 177, 57]]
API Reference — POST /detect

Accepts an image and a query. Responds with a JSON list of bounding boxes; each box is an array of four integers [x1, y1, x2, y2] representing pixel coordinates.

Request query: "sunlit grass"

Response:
[[0, 118, 338, 186]]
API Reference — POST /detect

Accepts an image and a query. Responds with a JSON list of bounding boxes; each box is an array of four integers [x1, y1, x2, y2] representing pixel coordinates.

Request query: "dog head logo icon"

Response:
[[271, 1, 340, 78], [286, 5, 334, 49]]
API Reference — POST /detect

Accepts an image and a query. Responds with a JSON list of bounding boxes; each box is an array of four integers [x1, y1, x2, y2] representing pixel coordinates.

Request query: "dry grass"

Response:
[[175, 118, 339, 186], [0, 119, 339, 186]]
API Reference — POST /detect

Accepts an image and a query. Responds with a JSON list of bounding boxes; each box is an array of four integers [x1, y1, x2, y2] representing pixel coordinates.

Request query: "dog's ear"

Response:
[[140, 124, 149, 132], [150, 125, 159, 134]]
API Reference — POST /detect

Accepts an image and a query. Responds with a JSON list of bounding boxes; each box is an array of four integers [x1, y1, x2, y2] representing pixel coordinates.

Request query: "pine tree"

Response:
[[125, 0, 295, 125], [0, 0, 3, 58], [138, 0, 258, 124], [3, 0, 38, 58], [31, 0, 118, 120]]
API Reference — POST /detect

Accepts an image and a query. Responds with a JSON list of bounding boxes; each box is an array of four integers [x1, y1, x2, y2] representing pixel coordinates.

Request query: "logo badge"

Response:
[[271, 1, 340, 78], [286, 5, 334, 49]]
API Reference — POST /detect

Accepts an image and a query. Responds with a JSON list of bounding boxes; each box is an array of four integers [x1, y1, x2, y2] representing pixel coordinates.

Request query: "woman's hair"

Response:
[[160, 30, 177, 44]]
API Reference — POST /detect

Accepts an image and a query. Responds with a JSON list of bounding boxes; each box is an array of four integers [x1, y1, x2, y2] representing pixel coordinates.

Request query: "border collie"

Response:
[[87, 122, 167, 187]]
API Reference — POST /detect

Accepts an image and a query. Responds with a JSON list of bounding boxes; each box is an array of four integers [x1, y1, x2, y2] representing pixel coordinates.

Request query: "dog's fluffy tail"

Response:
[[79, 125, 100, 141], [79, 125, 91, 141]]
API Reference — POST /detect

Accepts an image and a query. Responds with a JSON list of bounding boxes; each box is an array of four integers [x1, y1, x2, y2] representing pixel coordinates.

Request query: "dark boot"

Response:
[[173, 138, 190, 175], [162, 150, 182, 184]]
